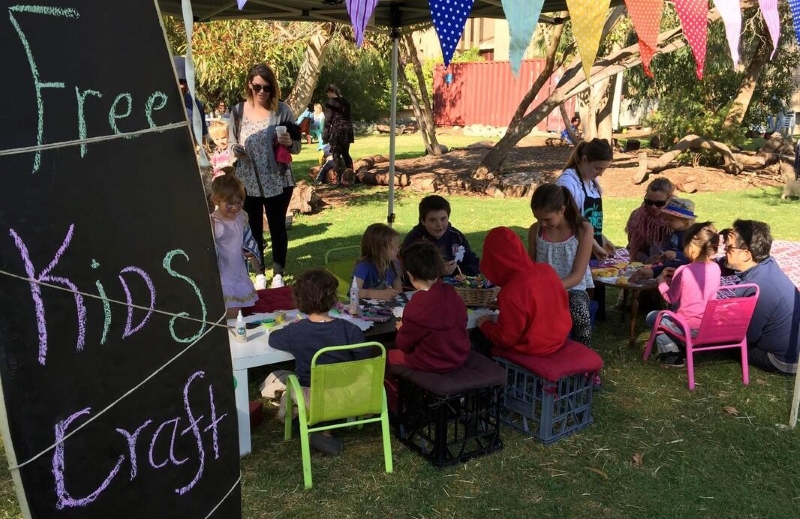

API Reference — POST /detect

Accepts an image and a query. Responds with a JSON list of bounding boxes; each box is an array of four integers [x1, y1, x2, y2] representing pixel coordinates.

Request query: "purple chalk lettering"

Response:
[[203, 385, 226, 459], [10, 225, 86, 365], [176, 371, 206, 495], [118, 266, 155, 339], [148, 418, 189, 469], [115, 420, 152, 480], [53, 408, 124, 509]]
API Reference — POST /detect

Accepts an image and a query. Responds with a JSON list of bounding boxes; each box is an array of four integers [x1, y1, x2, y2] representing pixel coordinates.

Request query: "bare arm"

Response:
[[527, 223, 539, 262], [562, 222, 594, 290]]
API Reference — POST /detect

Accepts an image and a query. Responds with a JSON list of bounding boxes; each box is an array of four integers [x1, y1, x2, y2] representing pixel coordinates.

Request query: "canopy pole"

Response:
[[387, 6, 400, 227], [790, 362, 800, 427]]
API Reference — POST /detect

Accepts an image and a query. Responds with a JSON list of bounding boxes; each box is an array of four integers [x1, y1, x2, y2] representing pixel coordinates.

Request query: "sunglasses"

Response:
[[643, 198, 667, 207], [251, 84, 271, 93]]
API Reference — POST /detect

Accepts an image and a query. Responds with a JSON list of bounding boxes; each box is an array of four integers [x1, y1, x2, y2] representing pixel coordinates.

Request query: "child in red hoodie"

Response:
[[475, 226, 572, 357], [389, 240, 470, 372]]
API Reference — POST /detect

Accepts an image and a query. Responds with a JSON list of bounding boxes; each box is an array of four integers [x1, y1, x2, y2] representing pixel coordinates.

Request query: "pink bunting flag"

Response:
[[758, 0, 780, 58], [673, 0, 708, 80], [347, 0, 379, 47], [624, 0, 664, 78], [429, 0, 476, 67], [713, 0, 742, 67], [566, 0, 612, 82], [237, 0, 247, 9], [790, 0, 800, 45]]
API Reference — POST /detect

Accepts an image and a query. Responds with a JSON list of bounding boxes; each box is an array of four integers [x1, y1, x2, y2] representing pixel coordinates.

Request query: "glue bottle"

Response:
[[349, 278, 360, 316], [235, 310, 247, 343]]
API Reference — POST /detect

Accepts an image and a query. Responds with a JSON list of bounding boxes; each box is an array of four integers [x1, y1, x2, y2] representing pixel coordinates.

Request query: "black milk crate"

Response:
[[495, 357, 595, 444], [395, 379, 503, 467]]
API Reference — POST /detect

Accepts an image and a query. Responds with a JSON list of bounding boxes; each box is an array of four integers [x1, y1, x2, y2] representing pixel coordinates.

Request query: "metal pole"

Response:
[[387, 7, 400, 227]]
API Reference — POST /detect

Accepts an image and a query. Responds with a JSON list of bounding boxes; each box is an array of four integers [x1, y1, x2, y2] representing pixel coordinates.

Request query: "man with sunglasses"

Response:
[[721, 220, 800, 374]]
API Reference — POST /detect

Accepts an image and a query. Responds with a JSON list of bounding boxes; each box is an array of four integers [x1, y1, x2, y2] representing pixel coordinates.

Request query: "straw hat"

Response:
[[662, 197, 696, 219]]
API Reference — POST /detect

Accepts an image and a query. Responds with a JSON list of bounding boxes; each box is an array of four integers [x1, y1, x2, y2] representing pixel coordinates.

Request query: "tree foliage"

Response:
[[625, 5, 800, 146]]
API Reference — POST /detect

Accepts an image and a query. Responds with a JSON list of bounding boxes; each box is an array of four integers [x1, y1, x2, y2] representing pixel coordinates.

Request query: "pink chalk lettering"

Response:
[[10, 225, 86, 365], [52, 408, 124, 509], [118, 266, 155, 339]]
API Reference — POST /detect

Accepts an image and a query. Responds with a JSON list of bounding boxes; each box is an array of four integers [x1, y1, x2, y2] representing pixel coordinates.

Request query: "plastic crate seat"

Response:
[[493, 339, 602, 444], [391, 352, 505, 467]]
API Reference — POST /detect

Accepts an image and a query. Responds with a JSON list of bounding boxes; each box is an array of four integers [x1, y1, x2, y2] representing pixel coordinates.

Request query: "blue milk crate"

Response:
[[494, 357, 595, 444]]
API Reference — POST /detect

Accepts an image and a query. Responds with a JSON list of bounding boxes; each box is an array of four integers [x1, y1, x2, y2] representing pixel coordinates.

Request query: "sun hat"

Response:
[[661, 197, 696, 219]]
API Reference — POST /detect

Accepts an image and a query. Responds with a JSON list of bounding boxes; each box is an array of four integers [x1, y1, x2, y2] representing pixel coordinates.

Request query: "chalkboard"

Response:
[[0, 1, 241, 517]]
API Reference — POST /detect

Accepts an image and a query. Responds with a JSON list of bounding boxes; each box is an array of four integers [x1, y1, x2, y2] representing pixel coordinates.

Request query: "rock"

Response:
[[409, 173, 439, 192], [289, 181, 324, 214]]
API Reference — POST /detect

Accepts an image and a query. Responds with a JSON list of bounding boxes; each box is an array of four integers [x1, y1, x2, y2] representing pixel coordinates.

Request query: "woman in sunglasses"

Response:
[[625, 177, 674, 263], [229, 63, 301, 289]]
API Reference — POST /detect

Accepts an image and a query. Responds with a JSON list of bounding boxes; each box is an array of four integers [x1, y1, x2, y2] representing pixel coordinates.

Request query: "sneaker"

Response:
[[659, 352, 686, 368], [309, 433, 343, 456], [271, 274, 284, 288], [592, 374, 603, 392], [254, 274, 267, 290]]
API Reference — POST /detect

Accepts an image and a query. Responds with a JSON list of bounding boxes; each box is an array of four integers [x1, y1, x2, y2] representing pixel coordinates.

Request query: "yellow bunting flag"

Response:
[[673, 0, 709, 80], [624, 0, 664, 78], [566, 0, 612, 83]]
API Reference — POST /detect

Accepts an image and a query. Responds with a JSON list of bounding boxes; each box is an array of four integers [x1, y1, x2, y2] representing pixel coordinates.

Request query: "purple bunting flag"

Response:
[[790, 0, 800, 44], [758, 0, 780, 58], [713, 0, 742, 67], [237, 0, 247, 9], [429, 0, 476, 67], [347, 0, 379, 47]]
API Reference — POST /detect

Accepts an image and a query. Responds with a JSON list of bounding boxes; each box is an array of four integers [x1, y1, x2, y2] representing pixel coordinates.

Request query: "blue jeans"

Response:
[[646, 311, 697, 355]]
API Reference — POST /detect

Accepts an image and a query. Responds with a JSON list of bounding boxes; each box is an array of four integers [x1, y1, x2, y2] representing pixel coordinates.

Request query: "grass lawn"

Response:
[[1, 134, 799, 518]]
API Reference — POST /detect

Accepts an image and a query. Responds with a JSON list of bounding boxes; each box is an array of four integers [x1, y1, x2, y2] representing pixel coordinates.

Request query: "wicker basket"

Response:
[[453, 286, 500, 307]]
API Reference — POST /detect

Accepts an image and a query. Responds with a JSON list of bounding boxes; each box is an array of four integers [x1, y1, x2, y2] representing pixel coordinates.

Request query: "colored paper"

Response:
[[501, 0, 545, 76], [791, 0, 800, 45], [347, 0, 379, 47], [566, 0, 612, 82], [624, 0, 664, 78], [674, 0, 708, 79], [713, 0, 742, 67], [758, 0, 780, 58], [429, 0, 476, 66]]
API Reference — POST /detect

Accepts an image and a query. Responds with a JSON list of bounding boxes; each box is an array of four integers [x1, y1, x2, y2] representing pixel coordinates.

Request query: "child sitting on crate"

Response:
[[473, 226, 572, 358], [389, 241, 470, 372], [270, 268, 372, 455]]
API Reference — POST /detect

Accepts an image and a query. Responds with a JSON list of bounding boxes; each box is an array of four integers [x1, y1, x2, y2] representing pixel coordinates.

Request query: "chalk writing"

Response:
[[8, 225, 206, 364], [51, 371, 226, 508]]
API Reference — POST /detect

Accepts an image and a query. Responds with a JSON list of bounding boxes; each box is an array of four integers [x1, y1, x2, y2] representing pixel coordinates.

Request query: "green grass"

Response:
[[2, 136, 800, 518]]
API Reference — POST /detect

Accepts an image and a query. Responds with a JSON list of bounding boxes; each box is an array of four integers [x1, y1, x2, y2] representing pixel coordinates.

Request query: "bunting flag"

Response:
[[237, 0, 247, 9], [673, 0, 708, 79], [713, 0, 742, 67], [759, 0, 781, 58], [347, 0, 379, 47], [429, 0, 476, 67], [501, 0, 545, 76], [790, 0, 800, 44], [566, 0, 612, 83], [624, 0, 664, 78]]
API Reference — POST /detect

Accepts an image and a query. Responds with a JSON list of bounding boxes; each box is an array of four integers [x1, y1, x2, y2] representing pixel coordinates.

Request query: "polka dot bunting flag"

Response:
[[673, 0, 708, 80], [791, 0, 800, 45], [501, 0, 545, 77], [429, 0, 476, 67], [566, 0, 612, 83], [624, 0, 664, 78], [713, 0, 742, 68], [346, 0, 379, 47], [758, 0, 780, 59]]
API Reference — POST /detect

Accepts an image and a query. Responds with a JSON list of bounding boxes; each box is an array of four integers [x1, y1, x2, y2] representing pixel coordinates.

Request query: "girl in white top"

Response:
[[528, 183, 595, 347]]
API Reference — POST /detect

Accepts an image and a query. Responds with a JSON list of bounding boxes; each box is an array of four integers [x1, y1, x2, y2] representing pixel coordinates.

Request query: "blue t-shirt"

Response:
[[353, 260, 400, 290]]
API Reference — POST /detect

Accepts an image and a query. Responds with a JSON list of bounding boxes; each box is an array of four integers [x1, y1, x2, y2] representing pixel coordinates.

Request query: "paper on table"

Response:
[[328, 309, 374, 331]]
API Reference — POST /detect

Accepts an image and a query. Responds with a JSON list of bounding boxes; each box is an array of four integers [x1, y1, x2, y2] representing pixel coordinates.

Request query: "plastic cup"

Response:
[[275, 125, 287, 137]]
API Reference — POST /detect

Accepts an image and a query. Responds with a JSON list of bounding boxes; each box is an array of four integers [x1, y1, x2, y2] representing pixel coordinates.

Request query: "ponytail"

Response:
[[563, 138, 614, 182], [561, 187, 585, 238]]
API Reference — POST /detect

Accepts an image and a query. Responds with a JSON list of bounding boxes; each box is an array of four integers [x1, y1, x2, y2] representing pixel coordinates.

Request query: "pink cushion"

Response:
[[492, 339, 603, 381]]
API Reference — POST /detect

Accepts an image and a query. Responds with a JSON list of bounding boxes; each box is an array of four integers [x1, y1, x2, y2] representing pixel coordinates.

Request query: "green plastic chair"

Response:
[[324, 246, 360, 301], [284, 342, 393, 488]]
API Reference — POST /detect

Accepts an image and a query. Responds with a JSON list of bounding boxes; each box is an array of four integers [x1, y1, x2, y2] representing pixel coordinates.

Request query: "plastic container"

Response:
[[348, 278, 360, 316], [261, 318, 276, 329], [234, 311, 247, 343]]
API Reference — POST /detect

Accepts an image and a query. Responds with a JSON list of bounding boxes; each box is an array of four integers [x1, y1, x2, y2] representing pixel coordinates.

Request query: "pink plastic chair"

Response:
[[643, 284, 760, 390]]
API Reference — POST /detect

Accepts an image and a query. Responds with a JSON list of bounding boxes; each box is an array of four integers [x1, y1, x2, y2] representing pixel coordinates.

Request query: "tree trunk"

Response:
[[477, 5, 732, 175], [722, 35, 770, 131], [401, 32, 441, 155], [639, 134, 743, 174], [397, 53, 432, 152], [285, 23, 335, 117]]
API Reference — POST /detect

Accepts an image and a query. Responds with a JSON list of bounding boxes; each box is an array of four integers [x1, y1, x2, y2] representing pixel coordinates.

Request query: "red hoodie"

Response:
[[479, 227, 571, 356], [395, 280, 470, 372]]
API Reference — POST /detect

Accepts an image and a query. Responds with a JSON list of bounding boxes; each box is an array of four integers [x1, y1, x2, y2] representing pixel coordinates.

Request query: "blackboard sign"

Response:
[[0, 1, 241, 517]]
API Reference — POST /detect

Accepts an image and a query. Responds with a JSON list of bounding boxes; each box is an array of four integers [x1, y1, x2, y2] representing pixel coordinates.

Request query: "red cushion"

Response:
[[244, 286, 297, 315], [492, 339, 603, 381]]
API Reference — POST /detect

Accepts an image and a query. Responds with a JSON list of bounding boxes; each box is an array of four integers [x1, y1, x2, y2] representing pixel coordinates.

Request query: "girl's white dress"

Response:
[[212, 211, 257, 308]]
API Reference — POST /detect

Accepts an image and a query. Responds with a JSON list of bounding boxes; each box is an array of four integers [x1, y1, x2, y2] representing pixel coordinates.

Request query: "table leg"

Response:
[[233, 367, 252, 457], [629, 288, 640, 347]]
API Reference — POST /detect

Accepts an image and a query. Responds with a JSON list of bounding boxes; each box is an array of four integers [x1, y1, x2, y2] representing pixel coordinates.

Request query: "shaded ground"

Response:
[[317, 135, 781, 205]]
